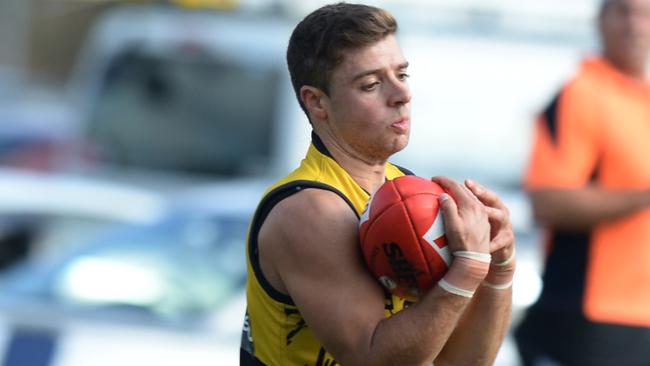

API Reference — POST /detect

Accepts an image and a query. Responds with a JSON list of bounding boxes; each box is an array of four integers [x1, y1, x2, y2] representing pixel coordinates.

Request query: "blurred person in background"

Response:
[[514, 0, 650, 365], [240, 3, 516, 366]]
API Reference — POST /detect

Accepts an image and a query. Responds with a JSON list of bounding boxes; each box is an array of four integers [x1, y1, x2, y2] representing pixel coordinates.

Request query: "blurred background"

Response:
[[0, 0, 603, 365]]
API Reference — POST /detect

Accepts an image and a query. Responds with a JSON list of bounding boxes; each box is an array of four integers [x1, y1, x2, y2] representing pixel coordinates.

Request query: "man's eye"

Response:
[[398, 73, 410, 81], [362, 82, 380, 91]]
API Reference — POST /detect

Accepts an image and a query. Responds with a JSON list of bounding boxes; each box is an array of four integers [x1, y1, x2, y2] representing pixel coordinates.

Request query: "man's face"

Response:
[[600, 0, 650, 72], [323, 34, 411, 163]]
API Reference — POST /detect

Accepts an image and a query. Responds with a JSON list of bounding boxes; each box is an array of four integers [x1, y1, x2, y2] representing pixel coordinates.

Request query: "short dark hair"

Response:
[[286, 3, 398, 117]]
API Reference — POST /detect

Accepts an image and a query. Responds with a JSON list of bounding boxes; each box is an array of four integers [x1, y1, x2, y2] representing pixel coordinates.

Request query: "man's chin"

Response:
[[390, 135, 409, 155]]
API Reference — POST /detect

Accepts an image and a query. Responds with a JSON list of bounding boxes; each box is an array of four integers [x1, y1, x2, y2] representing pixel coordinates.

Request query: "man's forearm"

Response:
[[531, 187, 650, 230], [435, 286, 512, 366], [435, 252, 515, 366], [362, 286, 474, 366], [354, 260, 488, 366]]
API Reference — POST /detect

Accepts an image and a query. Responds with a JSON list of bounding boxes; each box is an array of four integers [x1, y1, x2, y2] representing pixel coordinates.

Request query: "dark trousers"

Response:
[[515, 307, 650, 366]]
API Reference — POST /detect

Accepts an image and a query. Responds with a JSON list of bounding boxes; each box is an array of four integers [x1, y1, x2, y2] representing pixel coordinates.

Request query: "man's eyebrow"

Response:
[[351, 61, 409, 82]]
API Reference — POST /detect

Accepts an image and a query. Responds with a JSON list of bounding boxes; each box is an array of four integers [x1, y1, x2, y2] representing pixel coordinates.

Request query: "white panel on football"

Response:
[[422, 210, 451, 265]]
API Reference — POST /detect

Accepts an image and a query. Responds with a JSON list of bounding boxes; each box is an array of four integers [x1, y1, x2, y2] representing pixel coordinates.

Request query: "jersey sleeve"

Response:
[[525, 78, 603, 190]]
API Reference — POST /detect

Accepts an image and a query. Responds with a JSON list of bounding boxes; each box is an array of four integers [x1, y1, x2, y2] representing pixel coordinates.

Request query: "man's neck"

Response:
[[316, 131, 387, 194], [604, 53, 648, 81], [618, 64, 647, 81]]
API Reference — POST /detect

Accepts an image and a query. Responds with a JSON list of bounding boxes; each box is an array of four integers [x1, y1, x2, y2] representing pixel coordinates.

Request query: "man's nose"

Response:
[[388, 79, 412, 107]]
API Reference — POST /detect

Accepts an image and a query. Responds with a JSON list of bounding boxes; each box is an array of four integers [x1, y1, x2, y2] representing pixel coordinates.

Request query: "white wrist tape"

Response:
[[483, 280, 513, 290], [492, 249, 515, 267], [453, 251, 491, 263], [438, 279, 475, 298]]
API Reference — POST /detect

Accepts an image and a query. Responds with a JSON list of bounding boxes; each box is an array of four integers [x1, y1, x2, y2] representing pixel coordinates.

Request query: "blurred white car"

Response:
[[0, 168, 267, 366], [0, 213, 248, 366]]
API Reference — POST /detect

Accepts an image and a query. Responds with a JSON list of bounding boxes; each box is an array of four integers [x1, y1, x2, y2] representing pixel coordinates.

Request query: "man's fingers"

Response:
[[461, 179, 516, 258], [432, 176, 477, 208], [489, 229, 515, 254], [465, 179, 509, 214], [438, 193, 461, 233], [485, 206, 507, 224]]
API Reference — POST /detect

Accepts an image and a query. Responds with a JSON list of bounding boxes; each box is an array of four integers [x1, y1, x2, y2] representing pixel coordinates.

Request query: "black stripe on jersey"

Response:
[[315, 346, 341, 366], [543, 91, 561, 144], [248, 180, 359, 306], [240, 348, 268, 366], [393, 164, 415, 176], [311, 131, 333, 159], [286, 318, 306, 346]]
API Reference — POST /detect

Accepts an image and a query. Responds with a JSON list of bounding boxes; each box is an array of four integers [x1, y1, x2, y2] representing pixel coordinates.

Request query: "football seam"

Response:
[[400, 196, 435, 279], [360, 199, 403, 251], [360, 180, 400, 245]]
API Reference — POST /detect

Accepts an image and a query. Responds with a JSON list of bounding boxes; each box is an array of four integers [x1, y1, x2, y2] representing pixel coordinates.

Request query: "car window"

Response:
[[85, 47, 280, 177]]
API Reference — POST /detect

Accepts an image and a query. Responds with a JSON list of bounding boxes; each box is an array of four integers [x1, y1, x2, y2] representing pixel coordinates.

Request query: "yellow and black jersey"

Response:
[[241, 132, 413, 366]]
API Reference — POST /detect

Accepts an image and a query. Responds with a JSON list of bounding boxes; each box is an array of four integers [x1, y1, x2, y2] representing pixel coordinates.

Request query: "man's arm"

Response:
[[258, 179, 491, 366], [530, 187, 650, 231], [525, 81, 650, 231], [435, 179, 515, 365]]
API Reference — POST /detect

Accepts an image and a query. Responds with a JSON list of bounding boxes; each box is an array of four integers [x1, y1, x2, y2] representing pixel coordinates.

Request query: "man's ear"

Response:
[[300, 86, 328, 121]]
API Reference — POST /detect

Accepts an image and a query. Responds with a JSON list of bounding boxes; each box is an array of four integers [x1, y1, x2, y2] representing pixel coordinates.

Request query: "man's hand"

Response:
[[431, 176, 492, 298], [431, 178, 513, 366], [431, 176, 491, 255], [465, 179, 516, 288]]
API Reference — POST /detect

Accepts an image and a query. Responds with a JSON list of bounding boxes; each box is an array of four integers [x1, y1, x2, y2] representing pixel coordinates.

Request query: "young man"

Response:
[[241, 4, 515, 365], [515, 0, 650, 365]]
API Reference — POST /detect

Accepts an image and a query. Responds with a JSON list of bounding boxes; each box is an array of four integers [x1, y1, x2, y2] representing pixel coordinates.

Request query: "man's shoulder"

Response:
[[269, 188, 356, 228], [260, 187, 359, 262], [548, 60, 609, 113], [563, 57, 615, 96]]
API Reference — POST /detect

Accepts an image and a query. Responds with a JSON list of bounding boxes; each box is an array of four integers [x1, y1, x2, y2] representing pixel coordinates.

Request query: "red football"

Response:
[[359, 175, 450, 300]]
